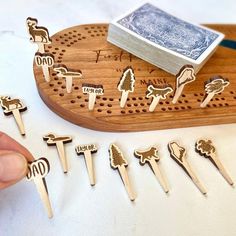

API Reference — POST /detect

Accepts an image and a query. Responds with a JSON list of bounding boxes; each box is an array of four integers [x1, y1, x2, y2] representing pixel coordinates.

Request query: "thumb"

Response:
[[0, 151, 27, 184]]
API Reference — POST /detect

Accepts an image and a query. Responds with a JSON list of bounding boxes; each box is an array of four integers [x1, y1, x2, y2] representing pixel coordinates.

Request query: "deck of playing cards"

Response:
[[107, 3, 224, 75]]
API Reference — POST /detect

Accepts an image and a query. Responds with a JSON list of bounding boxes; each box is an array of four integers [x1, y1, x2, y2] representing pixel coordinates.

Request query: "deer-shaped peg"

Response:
[[0, 96, 27, 136], [26, 17, 51, 53]]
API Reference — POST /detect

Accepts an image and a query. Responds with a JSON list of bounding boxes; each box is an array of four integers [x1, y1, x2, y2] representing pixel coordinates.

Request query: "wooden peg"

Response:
[[26, 158, 53, 218], [53, 64, 83, 93], [75, 144, 98, 186], [195, 139, 233, 185], [82, 84, 104, 111], [26, 17, 51, 53], [35, 52, 54, 82], [117, 67, 135, 108], [172, 65, 196, 104], [168, 141, 207, 194], [146, 84, 173, 112], [109, 144, 136, 201], [200, 76, 230, 108], [0, 96, 27, 136], [43, 133, 72, 173], [134, 146, 169, 193]]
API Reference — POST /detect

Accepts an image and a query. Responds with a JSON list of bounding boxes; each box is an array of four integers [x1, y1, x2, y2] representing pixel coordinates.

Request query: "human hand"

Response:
[[0, 132, 34, 189]]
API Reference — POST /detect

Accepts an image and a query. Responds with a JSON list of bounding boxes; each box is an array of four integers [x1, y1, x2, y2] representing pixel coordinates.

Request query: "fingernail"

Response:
[[0, 153, 27, 182]]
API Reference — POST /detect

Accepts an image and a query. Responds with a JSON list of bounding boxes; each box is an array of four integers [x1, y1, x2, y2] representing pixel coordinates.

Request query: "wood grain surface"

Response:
[[33, 24, 236, 132]]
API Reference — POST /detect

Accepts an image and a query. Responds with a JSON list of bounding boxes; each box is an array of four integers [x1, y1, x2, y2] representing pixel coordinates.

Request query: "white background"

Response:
[[1, 1, 236, 235]]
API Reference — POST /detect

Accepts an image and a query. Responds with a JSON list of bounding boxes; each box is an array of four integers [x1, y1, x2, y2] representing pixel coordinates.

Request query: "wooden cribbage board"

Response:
[[33, 24, 236, 132]]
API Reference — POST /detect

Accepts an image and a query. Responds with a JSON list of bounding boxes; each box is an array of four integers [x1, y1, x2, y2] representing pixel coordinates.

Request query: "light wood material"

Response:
[[195, 139, 234, 185], [0, 96, 27, 136], [12, 109, 25, 136], [118, 165, 136, 201], [211, 153, 234, 185], [134, 146, 169, 193], [75, 144, 97, 186], [149, 158, 169, 193], [26, 158, 53, 218], [109, 143, 136, 201], [33, 24, 236, 132], [43, 133, 72, 173], [120, 91, 129, 108], [168, 141, 207, 195]]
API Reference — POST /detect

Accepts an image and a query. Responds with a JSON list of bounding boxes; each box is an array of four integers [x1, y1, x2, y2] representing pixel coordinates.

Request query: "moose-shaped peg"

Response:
[[26, 17, 51, 53], [134, 146, 169, 193], [26, 158, 53, 218], [146, 84, 173, 112], [43, 133, 72, 173], [53, 64, 83, 93], [75, 144, 98, 186], [0, 96, 27, 136]]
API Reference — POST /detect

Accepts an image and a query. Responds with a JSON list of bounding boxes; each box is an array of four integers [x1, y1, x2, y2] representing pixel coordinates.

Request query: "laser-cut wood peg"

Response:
[[35, 52, 54, 82], [43, 133, 72, 173], [172, 65, 196, 104], [168, 141, 207, 194], [134, 146, 169, 193], [200, 76, 230, 108], [26, 157, 53, 218], [75, 144, 98, 186], [117, 67, 135, 108], [109, 144, 136, 201], [53, 64, 83, 93], [146, 84, 173, 112], [195, 139, 234, 185], [82, 84, 104, 111], [0, 96, 27, 136], [26, 17, 51, 53]]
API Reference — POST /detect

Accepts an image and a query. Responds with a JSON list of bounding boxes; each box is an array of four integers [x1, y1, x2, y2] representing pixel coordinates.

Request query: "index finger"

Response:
[[0, 132, 34, 161]]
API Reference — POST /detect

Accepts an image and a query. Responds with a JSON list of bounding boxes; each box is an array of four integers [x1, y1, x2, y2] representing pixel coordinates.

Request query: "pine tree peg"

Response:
[[195, 139, 234, 185], [172, 65, 196, 104], [53, 64, 83, 93], [26, 158, 53, 218], [117, 67, 135, 108], [0, 96, 27, 136], [35, 52, 54, 82], [75, 144, 98, 186], [134, 146, 169, 193], [146, 84, 173, 112], [168, 141, 207, 195], [43, 133, 72, 173], [26, 17, 51, 53], [82, 84, 104, 111], [200, 76, 229, 108], [109, 144, 136, 201]]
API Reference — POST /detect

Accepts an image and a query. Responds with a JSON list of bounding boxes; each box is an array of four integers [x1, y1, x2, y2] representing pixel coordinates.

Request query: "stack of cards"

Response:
[[107, 3, 224, 75]]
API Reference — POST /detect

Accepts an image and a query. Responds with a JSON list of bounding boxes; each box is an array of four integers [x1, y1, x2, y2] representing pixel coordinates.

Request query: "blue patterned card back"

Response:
[[117, 3, 220, 60]]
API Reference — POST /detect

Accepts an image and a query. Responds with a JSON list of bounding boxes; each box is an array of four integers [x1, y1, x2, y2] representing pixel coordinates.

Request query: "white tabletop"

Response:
[[1, 1, 236, 235]]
